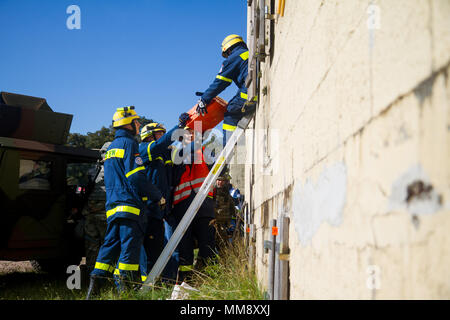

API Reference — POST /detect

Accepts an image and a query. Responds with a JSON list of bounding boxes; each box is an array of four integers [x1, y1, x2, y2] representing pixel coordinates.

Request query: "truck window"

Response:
[[66, 162, 97, 188], [18, 159, 52, 190]]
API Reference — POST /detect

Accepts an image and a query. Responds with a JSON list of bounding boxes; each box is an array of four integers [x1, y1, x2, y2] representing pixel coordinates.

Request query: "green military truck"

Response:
[[0, 92, 101, 273]]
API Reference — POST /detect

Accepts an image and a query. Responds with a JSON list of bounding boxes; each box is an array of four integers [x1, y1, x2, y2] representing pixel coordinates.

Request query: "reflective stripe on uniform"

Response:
[[106, 205, 140, 219], [189, 177, 206, 187], [113, 268, 143, 276], [240, 51, 249, 61], [174, 181, 190, 193], [190, 179, 206, 190], [216, 75, 232, 83], [174, 177, 205, 193], [165, 160, 173, 165], [105, 148, 125, 160], [94, 262, 115, 273], [223, 123, 237, 132], [147, 140, 155, 161], [118, 262, 139, 271], [125, 166, 145, 178], [173, 178, 205, 202], [173, 189, 192, 202], [142, 197, 148, 201], [240, 92, 258, 101], [179, 265, 194, 272]]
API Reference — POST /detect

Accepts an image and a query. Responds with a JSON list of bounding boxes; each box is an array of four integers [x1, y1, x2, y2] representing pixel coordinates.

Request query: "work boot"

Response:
[[194, 256, 210, 273], [115, 271, 142, 296], [177, 268, 194, 284], [241, 101, 257, 114], [85, 275, 106, 300]]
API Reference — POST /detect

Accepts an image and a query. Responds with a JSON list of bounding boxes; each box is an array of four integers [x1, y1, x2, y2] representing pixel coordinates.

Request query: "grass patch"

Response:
[[95, 238, 264, 300], [0, 272, 86, 300], [0, 239, 264, 300], [182, 240, 265, 300]]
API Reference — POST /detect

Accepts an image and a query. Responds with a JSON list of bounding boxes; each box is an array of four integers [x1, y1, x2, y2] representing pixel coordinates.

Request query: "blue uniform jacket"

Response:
[[139, 125, 178, 220], [104, 128, 162, 229], [230, 186, 242, 211], [201, 44, 249, 107]]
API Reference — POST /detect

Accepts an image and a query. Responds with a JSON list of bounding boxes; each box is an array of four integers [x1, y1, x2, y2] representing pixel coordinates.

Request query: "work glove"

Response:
[[196, 98, 208, 116], [159, 197, 166, 211], [241, 100, 257, 114], [195, 91, 204, 97], [178, 112, 190, 128]]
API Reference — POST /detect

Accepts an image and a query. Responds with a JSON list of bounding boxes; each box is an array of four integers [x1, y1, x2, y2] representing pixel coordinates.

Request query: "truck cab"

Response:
[[0, 92, 100, 273]]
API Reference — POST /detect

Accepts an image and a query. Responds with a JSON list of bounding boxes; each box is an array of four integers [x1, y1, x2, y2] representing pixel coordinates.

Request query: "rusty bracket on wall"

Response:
[[265, 5, 277, 20], [264, 240, 290, 260]]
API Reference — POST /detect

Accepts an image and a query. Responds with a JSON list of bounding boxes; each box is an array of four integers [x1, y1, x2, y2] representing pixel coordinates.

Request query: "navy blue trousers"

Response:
[[172, 195, 216, 271], [222, 95, 255, 146], [161, 216, 179, 281], [143, 217, 165, 273], [91, 218, 143, 281]]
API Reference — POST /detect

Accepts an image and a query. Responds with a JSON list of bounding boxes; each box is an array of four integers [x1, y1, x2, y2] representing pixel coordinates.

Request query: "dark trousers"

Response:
[[161, 216, 179, 281], [172, 194, 216, 279], [177, 216, 216, 268], [222, 95, 255, 146], [143, 217, 165, 273], [91, 218, 143, 282]]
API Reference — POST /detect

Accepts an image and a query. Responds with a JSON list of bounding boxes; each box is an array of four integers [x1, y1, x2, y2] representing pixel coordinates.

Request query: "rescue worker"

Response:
[[82, 142, 110, 275], [86, 106, 163, 299], [212, 172, 237, 252], [171, 126, 216, 282], [195, 34, 257, 146], [229, 184, 243, 238], [138, 121, 180, 280]]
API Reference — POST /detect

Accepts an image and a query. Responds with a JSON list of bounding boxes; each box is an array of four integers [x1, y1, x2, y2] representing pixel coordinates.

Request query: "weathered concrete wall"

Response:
[[246, 0, 450, 299]]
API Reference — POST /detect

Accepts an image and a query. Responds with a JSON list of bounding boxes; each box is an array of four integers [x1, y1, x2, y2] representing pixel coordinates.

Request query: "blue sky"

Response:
[[0, 0, 247, 134]]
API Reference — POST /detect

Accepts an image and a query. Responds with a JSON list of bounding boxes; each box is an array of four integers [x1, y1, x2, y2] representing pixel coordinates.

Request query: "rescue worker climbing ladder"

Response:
[[196, 34, 257, 146], [141, 34, 258, 288]]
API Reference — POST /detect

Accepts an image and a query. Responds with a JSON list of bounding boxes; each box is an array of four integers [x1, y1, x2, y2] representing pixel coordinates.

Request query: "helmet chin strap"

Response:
[[125, 121, 137, 136]]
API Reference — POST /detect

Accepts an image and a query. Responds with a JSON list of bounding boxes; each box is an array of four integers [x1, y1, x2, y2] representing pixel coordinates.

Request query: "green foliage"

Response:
[[66, 116, 154, 149], [66, 126, 115, 149], [138, 116, 154, 127], [187, 240, 265, 300], [0, 238, 263, 300], [66, 132, 88, 148]]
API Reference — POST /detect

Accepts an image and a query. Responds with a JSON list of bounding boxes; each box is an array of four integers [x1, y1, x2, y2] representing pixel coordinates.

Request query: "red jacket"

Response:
[[173, 149, 213, 206]]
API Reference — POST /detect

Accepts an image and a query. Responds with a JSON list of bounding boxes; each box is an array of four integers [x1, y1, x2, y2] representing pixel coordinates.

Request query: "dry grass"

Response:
[[0, 239, 264, 300], [185, 239, 265, 300]]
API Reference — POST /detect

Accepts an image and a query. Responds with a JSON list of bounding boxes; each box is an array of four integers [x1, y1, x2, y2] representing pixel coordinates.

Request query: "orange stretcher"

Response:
[[185, 97, 228, 133]]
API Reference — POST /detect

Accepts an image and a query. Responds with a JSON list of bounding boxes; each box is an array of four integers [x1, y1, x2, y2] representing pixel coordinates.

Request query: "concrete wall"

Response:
[[245, 0, 450, 299]]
